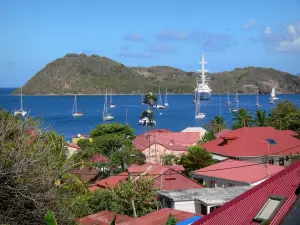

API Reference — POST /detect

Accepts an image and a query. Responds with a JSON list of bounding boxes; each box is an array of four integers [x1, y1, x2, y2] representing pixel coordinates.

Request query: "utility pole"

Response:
[[125, 108, 128, 125], [154, 133, 157, 164], [147, 134, 151, 163], [131, 199, 137, 218]]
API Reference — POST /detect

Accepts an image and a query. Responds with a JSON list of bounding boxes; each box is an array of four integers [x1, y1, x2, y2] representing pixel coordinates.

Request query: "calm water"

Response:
[[0, 88, 299, 141]]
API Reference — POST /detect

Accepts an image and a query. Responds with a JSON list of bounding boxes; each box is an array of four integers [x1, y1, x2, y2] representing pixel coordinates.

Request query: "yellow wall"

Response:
[[72, 136, 93, 144]]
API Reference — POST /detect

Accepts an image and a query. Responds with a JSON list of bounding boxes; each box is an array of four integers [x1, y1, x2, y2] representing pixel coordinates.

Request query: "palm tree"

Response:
[[141, 109, 155, 126], [255, 109, 268, 127], [143, 92, 157, 107], [210, 115, 226, 134], [232, 108, 255, 129], [181, 146, 214, 174]]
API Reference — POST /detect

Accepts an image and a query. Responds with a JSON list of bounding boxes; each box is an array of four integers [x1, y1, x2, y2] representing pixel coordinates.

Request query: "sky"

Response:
[[0, 0, 300, 87]]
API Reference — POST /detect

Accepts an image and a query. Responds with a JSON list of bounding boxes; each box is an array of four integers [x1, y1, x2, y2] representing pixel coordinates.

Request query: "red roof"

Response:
[[192, 161, 300, 225], [133, 131, 200, 151], [73, 167, 99, 183], [123, 208, 203, 225], [215, 129, 231, 138], [66, 142, 80, 149], [77, 210, 134, 225], [191, 159, 284, 184], [203, 127, 300, 157], [93, 164, 203, 190]]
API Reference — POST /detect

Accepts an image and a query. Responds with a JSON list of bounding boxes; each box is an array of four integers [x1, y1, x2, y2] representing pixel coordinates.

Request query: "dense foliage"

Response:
[[0, 110, 88, 224], [161, 154, 181, 165]]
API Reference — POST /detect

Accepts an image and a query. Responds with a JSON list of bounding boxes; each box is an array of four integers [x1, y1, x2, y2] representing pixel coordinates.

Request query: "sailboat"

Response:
[[234, 91, 239, 103], [195, 92, 205, 119], [72, 95, 83, 117], [226, 90, 231, 106], [14, 87, 27, 117], [164, 88, 169, 107], [110, 89, 116, 108], [270, 87, 278, 104], [103, 89, 114, 121], [156, 87, 166, 109], [231, 92, 239, 112], [255, 92, 261, 108]]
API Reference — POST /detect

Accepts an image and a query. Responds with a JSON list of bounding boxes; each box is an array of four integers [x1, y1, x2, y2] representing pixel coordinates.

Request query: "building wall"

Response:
[[194, 200, 221, 215], [192, 175, 249, 188], [174, 201, 196, 213], [142, 144, 187, 164]]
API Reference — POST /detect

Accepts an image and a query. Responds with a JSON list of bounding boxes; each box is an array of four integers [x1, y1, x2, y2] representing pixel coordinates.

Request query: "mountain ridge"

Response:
[[14, 53, 300, 95]]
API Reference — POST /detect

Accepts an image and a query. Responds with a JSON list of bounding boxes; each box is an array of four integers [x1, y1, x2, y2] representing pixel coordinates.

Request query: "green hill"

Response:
[[13, 53, 300, 95]]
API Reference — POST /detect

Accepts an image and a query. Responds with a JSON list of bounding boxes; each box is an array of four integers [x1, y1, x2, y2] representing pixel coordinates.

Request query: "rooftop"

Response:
[[158, 186, 252, 203], [191, 161, 300, 225], [191, 159, 284, 184], [202, 127, 300, 157]]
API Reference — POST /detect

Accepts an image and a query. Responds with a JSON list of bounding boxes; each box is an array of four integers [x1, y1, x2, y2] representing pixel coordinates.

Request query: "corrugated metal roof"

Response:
[[191, 161, 300, 225]]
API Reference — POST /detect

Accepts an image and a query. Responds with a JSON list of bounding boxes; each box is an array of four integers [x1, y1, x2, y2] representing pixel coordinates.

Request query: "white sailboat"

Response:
[[234, 91, 239, 103], [195, 92, 205, 119], [103, 89, 114, 121], [156, 87, 166, 109], [255, 92, 261, 108], [270, 87, 278, 104], [72, 95, 83, 117], [226, 90, 231, 106], [14, 87, 27, 117], [164, 88, 169, 107], [110, 89, 116, 108]]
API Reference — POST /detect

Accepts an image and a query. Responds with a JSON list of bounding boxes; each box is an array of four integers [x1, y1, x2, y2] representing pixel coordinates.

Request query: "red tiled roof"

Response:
[[77, 210, 134, 225], [215, 129, 231, 138], [73, 167, 99, 183], [203, 127, 300, 157], [88, 184, 100, 192], [133, 131, 200, 151], [122, 208, 203, 225], [66, 142, 80, 149], [192, 161, 300, 225], [191, 159, 284, 184], [126, 163, 184, 173], [91, 154, 110, 163], [93, 164, 203, 190]]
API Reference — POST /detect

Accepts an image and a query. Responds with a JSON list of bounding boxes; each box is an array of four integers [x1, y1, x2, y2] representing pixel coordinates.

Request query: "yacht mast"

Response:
[[200, 53, 208, 86]]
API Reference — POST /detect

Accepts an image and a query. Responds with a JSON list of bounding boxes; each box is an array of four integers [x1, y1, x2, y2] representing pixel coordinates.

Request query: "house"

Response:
[[90, 163, 203, 192], [158, 186, 251, 215], [77, 208, 203, 225], [202, 127, 300, 166], [73, 167, 100, 183], [190, 159, 284, 188], [192, 161, 300, 225], [66, 142, 80, 156], [133, 130, 201, 164], [181, 127, 207, 138], [72, 134, 92, 144], [76, 210, 134, 225]]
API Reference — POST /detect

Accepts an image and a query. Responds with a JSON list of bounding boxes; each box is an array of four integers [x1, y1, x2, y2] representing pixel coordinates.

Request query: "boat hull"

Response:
[[14, 110, 27, 117], [195, 91, 211, 100], [103, 116, 114, 121]]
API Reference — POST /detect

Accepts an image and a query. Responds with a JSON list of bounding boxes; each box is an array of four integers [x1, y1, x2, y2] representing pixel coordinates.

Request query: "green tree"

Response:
[[161, 154, 181, 165], [166, 213, 176, 225], [198, 130, 216, 144], [89, 176, 158, 217], [141, 109, 155, 126], [255, 109, 268, 127], [91, 123, 135, 140], [93, 133, 129, 156], [181, 146, 215, 174], [269, 100, 298, 130], [77, 138, 92, 148], [209, 115, 227, 134], [232, 108, 255, 129], [280, 111, 300, 134], [0, 110, 89, 224], [45, 210, 58, 225], [143, 92, 157, 106]]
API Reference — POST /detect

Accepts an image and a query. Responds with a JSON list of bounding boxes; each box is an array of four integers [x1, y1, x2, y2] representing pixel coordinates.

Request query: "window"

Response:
[[253, 196, 286, 223], [266, 138, 277, 145], [279, 157, 285, 166]]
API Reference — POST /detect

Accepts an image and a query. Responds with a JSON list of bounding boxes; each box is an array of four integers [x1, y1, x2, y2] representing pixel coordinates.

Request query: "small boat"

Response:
[[234, 91, 239, 103], [110, 89, 116, 108], [103, 88, 114, 121], [195, 92, 206, 119], [255, 92, 261, 108], [230, 108, 238, 113], [72, 95, 83, 117], [231, 94, 239, 113], [156, 87, 166, 109], [226, 90, 231, 106], [138, 117, 156, 126], [14, 87, 28, 117], [164, 88, 169, 107], [270, 87, 278, 103]]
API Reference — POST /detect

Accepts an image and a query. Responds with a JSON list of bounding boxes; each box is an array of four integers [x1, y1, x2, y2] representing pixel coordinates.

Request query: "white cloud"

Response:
[[264, 26, 272, 35], [243, 19, 256, 30], [274, 23, 300, 52]]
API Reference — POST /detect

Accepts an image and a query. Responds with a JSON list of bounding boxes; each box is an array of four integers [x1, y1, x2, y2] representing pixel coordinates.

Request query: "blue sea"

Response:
[[0, 88, 299, 141]]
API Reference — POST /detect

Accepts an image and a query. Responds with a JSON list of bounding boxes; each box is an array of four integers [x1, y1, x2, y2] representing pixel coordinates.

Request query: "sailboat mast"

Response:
[[105, 89, 108, 115], [256, 93, 259, 104], [227, 90, 230, 102], [20, 87, 23, 110], [159, 87, 162, 105], [200, 53, 208, 86], [110, 89, 112, 105], [165, 88, 168, 104]]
